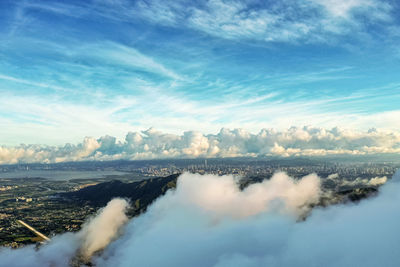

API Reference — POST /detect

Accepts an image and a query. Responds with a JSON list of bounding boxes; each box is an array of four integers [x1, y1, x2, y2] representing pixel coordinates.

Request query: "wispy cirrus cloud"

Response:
[[1, 73, 400, 146], [1, 0, 400, 149], [3, 38, 181, 81], [74, 42, 183, 80], [13, 0, 395, 44], [97, 0, 394, 44]]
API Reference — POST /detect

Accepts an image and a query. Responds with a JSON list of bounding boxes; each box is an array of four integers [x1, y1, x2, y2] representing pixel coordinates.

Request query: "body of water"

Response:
[[0, 170, 130, 180]]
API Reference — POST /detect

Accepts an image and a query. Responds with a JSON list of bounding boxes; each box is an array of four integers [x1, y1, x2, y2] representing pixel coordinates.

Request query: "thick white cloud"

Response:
[[159, 172, 320, 220], [93, 171, 400, 267], [1, 171, 400, 266], [78, 198, 129, 260], [1, 126, 400, 164]]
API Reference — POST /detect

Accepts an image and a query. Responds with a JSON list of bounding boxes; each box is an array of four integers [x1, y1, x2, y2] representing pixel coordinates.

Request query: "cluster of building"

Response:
[[0, 185, 18, 191], [15, 197, 33, 202], [135, 161, 398, 180]]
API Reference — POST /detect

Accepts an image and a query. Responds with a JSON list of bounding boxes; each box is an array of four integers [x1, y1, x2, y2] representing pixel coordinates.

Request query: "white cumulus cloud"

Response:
[[1, 126, 400, 164]]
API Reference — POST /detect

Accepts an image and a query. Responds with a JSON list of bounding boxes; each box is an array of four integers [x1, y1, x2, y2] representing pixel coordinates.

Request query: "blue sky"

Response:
[[1, 0, 400, 145]]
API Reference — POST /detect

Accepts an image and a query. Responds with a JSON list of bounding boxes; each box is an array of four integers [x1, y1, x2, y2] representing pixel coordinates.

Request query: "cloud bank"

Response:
[[93, 171, 400, 267], [1, 126, 400, 164], [1, 171, 399, 266]]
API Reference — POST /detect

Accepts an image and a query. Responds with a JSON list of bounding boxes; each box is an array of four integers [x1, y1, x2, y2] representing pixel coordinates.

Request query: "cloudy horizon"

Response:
[[1, 126, 400, 164]]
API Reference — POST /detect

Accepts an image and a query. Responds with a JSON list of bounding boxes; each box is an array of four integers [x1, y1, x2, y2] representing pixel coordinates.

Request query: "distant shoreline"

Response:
[[0, 170, 130, 180]]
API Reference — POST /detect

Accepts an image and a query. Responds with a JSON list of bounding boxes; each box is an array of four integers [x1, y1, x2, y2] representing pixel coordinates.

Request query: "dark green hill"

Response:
[[62, 174, 179, 213]]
